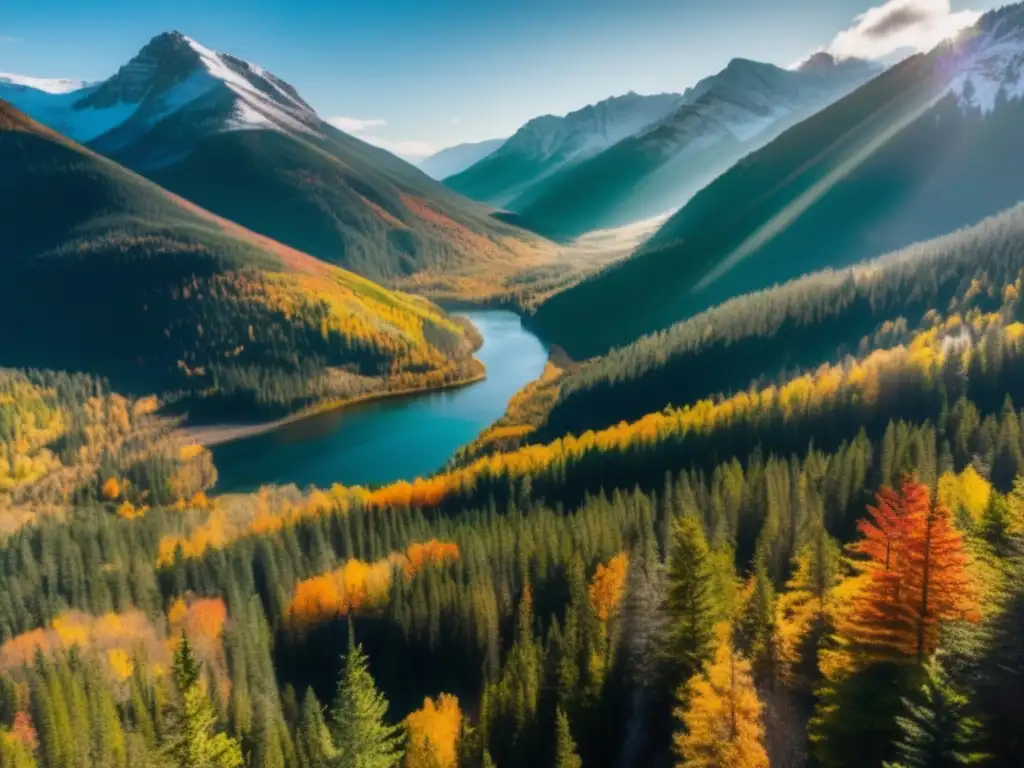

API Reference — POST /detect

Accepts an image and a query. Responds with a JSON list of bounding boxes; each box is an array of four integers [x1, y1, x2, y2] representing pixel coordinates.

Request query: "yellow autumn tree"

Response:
[[404, 694, 462, 768], [937, 465, 991, 524], [673, 625, 769, 768]]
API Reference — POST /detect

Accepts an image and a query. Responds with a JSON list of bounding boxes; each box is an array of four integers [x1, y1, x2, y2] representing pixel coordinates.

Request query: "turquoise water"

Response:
[[211, 310, 548, 492]]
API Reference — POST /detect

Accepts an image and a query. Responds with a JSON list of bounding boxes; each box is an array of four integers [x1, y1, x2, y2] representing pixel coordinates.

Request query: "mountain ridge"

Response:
[[0, 32, 565, 301], [530, 5, 1024, 357], [510, 53, 879, 239], [443, 90, 684, 207]]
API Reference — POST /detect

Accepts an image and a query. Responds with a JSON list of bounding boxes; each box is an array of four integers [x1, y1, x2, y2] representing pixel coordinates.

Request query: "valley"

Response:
[[4, 4, 1024, 768]]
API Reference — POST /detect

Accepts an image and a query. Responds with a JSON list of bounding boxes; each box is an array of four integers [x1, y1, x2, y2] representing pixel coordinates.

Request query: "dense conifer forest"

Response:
[[4, 192, 1024, 765], [4, 7, 1024, 765]]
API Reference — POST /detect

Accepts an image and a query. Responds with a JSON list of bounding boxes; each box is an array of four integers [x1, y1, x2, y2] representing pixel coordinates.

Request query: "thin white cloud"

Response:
[[0, 35, 19, 44], [327, 116, 437, 161], [327, 116, 386, 133], [362, 136, 438, 161], [450, 117, 462, 125], [826, 0, 980, 60]]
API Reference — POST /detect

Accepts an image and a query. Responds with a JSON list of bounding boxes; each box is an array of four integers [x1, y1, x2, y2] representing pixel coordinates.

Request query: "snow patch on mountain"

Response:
[[179, 35, 316, 133], [505, 92, 684, 164], [948, 21, 1024, 114]]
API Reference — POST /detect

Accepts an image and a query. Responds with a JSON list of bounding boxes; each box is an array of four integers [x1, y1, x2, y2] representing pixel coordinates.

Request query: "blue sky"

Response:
[[0, 0, 997, 159]]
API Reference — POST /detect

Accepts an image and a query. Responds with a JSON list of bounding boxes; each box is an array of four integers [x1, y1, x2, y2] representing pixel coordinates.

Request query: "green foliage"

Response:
[[553, 708, 582, 768], [164, 634, 243, 768], [662, 515, 719, 695], [329, 631, 403, 768], [533, 45, 1024, 358], [884, 659, 985, 768], [0, 102, 478, 420]]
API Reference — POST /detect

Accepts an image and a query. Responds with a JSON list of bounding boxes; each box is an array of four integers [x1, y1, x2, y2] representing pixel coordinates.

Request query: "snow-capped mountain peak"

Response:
[[0, 31, 323, 150]]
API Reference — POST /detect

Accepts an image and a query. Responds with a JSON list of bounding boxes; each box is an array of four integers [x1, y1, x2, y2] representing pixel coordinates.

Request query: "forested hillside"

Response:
[[1, 32, 565, 304], [3, 186, 1024, 766], [533, 7, 1024, 357], [5, 7, 1024, 768], [526, 204, 1024, 442], [0, 100, 482, 421]]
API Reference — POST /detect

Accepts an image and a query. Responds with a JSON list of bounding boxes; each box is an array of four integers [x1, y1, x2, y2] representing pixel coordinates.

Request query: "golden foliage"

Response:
[[404, 694, 462, 768], [937, 465, 992, 524], [0, 610, 167, 683], [674, 626, 769, 768], [284, 540, 460, 631], [588, 552, 629, 622]]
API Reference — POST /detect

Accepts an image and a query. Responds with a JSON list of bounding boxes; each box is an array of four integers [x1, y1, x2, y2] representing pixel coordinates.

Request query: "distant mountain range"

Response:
[[532, 3, 1024, 357], [444, 91, 684, 208], [0, 32, 554, 297], [512, 53, 879, 240], [0, 98, 481, 418], [418, 138, 506, 179]]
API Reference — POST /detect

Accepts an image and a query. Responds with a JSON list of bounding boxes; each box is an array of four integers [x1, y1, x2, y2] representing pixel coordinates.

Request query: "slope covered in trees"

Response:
[[527, 203, 1024, 442], [7, 72, 1024, 762], [0, 100, 482, 420], [532, 6, 1024, 357]]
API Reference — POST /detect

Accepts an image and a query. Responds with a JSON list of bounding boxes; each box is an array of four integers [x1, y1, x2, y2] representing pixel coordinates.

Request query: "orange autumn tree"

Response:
[[404, 693, 462, 768], [839, 478, 978, 664]]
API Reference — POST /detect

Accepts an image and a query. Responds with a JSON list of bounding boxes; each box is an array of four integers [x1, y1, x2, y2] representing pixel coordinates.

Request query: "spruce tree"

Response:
[[330, 625, 403, 768], [885, 659, 985, 768], [297, 689, 334, 768], [662, 515, 718, 694], [163, 633, 243, 768], [553, 708, 582, 768]]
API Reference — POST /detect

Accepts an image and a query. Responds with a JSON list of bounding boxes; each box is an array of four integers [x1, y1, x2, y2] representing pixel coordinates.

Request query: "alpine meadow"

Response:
[[3, 2, 1024, 768]]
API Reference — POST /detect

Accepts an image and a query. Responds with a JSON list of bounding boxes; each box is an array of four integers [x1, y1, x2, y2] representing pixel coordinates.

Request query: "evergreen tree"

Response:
[[662, 515, 718, 695], [553, 709, 582, 768], [330, 626, 403, 768], [296, 689, 334, 768], [884, 659, 985, 768], [163, 633, 243, 768]]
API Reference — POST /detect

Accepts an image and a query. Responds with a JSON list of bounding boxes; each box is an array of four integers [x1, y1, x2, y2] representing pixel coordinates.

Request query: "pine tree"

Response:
[[662, 515, 718, 695], [884, 659, 985, 768], [296, 689, 334, 768], [330, 625, 403, 768], [673, 628, 769, 768], [553, 708, 582, 768], [163, 632, 244, 768], [738, 559, 777, 684]]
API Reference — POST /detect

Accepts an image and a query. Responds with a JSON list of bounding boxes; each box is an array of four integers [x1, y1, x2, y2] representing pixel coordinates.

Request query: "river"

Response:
[[211, 309, 548, 492]]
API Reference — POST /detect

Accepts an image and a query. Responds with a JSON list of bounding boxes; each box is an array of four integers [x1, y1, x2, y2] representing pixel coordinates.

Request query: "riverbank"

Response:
[[179, 367, 487, 447]]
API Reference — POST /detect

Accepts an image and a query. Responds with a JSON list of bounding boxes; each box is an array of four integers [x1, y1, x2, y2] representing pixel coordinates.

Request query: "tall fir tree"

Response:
[[330, 624, 404, 768], [662, 515, 718, 695], [296, 689, 334, 768], [884, 659, 985, 768], [163, 633, 244, 768], [553, 709, 582, 768]]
